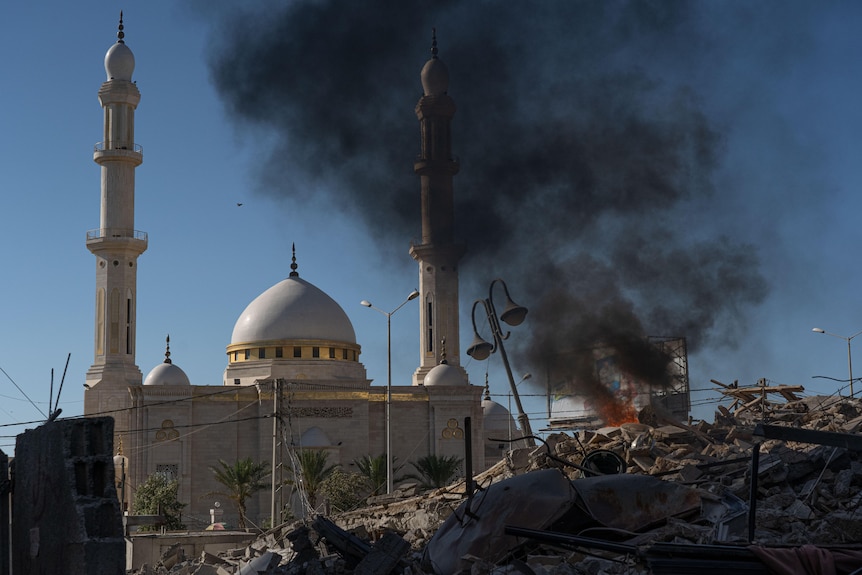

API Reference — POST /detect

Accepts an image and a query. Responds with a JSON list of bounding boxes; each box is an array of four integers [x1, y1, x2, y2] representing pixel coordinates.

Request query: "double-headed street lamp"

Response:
[[361, 289, 420, 494], [812, 327, 862, 397], [467, 278, 535, 446]]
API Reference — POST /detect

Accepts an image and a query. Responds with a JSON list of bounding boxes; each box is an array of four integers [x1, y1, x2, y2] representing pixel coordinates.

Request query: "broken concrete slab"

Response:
[[422, 469, 577, 574], [237, 551, 279, 575], [571, 473, 701, 532], [352, 531, 410, 575]]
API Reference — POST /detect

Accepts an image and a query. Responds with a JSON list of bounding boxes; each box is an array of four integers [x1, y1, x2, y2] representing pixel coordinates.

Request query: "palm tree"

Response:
[[407, 454, 463, 489], [207, 457, 270, 530], [288, 449, 338, 511], [353, 454, 406, 496], [353, 454, 387, 496]]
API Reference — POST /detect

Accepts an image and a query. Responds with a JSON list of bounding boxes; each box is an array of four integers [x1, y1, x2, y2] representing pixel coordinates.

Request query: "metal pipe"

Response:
[[271, 379, 278, 526], [748, 443, 760, 543], [464, 417, 473, 499], [489, 305, 534, 444]]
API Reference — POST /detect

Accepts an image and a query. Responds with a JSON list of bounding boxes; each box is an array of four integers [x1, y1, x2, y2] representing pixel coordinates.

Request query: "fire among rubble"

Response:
[[548, 339, 687, 429], [595, 394, 639, 427]]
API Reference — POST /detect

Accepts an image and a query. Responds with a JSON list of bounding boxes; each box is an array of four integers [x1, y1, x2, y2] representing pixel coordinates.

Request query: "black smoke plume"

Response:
[[204, 1, 769, 402]]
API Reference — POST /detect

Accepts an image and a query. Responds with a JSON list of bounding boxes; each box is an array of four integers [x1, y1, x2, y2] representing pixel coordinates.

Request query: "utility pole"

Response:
[[270, 379, 281, 526]]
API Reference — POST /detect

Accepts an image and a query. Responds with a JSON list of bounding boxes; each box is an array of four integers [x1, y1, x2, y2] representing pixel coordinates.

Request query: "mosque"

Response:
[[82, 18, 519, 527]]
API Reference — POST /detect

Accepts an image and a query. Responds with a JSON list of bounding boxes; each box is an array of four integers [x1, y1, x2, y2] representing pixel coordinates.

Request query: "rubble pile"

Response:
[[131, 394, 862, 575]]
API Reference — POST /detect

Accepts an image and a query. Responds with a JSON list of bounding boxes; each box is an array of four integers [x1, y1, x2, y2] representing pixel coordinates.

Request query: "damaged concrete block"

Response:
[[12, 418, 125, 575], [595, 426, 622, 438], [354, 531, 410, 574], [507, 447, 532, 470], [784, 499, 814, 520], [190, 564, 229, 575], [160, 543, 185, 569], [238, 551, 279, 574], [630, 455, 655, 472], [677, 463, 704, 482], [833, 468, 854, 498]]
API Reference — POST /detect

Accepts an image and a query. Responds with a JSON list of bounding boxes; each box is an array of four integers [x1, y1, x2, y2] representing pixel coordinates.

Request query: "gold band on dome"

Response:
[[225, 340, 361, 364]]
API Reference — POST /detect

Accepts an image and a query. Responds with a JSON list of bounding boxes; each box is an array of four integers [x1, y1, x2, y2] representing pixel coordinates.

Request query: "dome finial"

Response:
[[483, 373, 491, 401], [117, 11, 125, 44], [290, 243, 299, 277], [439, 337, 448, 364], [420, 28, 448, 96], [164, 334, 172, 364], [116, 435, 124, 456]]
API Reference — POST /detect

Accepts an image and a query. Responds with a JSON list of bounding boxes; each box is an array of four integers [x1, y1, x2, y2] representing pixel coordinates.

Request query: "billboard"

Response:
[[547, 337, 689, 429]]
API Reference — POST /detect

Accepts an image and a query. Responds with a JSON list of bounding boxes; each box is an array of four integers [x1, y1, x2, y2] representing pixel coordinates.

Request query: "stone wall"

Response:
[[13, 417, 124, 574]]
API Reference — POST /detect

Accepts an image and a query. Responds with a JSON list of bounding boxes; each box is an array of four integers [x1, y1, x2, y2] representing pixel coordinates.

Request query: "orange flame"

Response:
[[596, 395, 638, 427]]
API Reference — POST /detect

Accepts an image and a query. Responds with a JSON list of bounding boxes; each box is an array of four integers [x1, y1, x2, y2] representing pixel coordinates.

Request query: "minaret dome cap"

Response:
[[104, 14, 135, 81], [421, 59, 449, 96], [420, 29, 449, 96]]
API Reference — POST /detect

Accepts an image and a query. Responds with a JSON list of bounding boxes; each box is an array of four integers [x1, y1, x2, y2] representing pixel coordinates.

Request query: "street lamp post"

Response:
[[467, 278, 535, 446], [113, 437, 128, 513], [812, 327, 862, 396], [361, 289, 420, 494], [506, 373, 531, 442]]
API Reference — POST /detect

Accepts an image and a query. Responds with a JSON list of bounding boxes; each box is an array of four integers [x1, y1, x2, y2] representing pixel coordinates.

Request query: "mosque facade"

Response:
[[82, 19, 516, 528]]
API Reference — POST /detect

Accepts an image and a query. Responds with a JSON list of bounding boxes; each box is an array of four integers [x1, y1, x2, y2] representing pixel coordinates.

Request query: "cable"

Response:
[[0, 364, 46, 418]]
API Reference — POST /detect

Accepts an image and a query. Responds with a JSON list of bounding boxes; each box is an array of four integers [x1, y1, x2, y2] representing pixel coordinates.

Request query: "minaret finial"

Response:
[[164, 334, 172, 364], [430, 28, 438, 59], [289, 243, 299, 277], [117, 11, 125, 44]]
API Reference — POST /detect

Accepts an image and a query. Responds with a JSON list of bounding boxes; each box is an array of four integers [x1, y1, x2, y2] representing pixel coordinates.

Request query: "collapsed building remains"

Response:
[[130, 390, 862, 575]]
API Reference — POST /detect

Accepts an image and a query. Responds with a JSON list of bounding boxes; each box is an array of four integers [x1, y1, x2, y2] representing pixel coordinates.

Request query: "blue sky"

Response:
[[2, 1, 862, 450]]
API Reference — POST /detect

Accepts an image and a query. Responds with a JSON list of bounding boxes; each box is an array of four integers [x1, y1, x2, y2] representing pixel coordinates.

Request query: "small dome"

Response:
[[231, 275, 356, 345], [424, 362, 466, 386], [144, 335, 189, 386], [144, 362, 191, 386], [105, 42, 135, 81], [482, 397, 516, 433], [421, 57, 449, 96]]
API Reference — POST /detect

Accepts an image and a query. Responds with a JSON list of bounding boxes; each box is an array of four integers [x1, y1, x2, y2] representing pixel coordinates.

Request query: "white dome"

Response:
[[105, 41, 135, 82], [482, 397, 516, 433], [424, 362, 466, 386], [231, 275, 356, 345], [144, 362, 191, 386]]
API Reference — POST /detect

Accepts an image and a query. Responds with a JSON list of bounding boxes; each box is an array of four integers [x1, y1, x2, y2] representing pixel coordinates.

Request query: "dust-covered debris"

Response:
[[129, 395, 862, 574]]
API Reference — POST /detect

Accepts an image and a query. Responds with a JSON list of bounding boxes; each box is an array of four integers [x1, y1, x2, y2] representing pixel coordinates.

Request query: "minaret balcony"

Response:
[[414, 156, 460, 175], [93, 142, 143, 165], [86, 228, 148, 250]]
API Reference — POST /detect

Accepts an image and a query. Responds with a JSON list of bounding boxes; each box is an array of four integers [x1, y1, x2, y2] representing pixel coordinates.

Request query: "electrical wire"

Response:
[[0, 364, 46, 418]]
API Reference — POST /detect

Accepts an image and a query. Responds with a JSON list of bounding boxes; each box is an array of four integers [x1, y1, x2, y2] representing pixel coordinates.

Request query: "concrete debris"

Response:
[[129, 394, 862, 574]]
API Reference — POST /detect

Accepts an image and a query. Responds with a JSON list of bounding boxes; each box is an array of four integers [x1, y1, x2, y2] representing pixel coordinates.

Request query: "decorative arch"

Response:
[[299, 426, 332, 448]]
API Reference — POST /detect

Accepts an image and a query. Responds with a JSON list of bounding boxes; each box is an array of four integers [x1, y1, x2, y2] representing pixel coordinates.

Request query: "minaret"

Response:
[[84, 14, 147, 403], [411, 31, 467, 385]]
